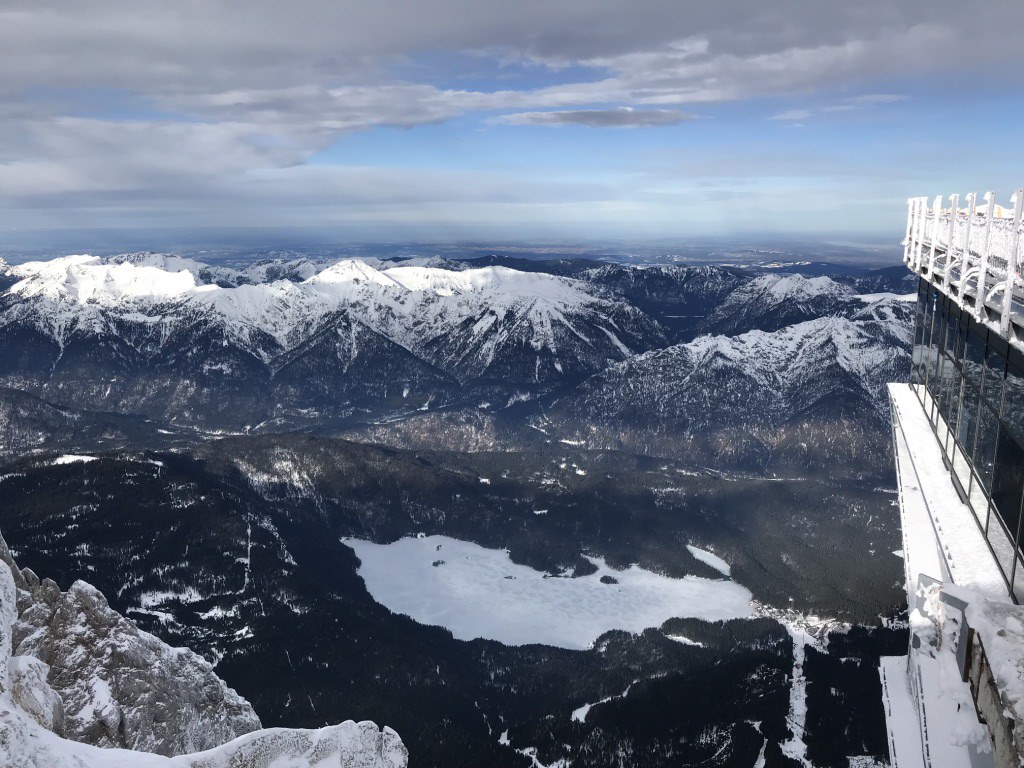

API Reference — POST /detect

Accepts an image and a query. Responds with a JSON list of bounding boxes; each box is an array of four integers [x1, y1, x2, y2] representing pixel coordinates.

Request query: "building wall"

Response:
[[968, 632, 1022, 768], [910, 279, 1024, 602]]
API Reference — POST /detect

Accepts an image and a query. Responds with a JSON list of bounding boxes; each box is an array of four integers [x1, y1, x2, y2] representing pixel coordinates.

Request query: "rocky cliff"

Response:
[[0, 532, 408, 767]]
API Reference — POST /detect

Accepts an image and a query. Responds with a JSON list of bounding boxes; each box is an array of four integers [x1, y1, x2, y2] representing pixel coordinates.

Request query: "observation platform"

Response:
[[886, 187, 1024, 768], [904, 191, 1024, 351]]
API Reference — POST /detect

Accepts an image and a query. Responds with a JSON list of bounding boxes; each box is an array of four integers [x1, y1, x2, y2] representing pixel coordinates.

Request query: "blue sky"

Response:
[[2, 1, 1023, 248]]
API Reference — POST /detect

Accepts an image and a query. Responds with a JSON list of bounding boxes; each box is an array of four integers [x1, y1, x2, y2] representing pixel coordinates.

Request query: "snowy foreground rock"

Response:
[[0, 533, 408, 768]]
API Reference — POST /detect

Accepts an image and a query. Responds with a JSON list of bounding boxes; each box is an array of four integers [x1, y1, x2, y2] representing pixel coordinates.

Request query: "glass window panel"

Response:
[[942, 307, 960, 354], [1002, 361, 1024, 445], [974, 403, 999, 494], [988, 516, 1017, 591], [964, 325, 987, 392], [927, 309, 946, 398], [1013, 554, 1024, 605], [921, 290, 929, 346], [945, 373, 963, 451], [952, 316, 968, 370], [926, 316, 941, 396], [922, 295, 936, 389], [911, 286, 928, 387], [958, 382, 980, 455], [983, 346, 1007, 412], [991, 429, 1024, 551], [911, 344, 925, 389], [932, 353, 946, 413], [937, 351, 960, 417], [952, 442, 973, 497], [968, 476, 989, 529]]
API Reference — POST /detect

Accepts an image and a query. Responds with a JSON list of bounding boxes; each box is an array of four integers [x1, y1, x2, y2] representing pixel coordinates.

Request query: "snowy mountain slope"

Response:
[[566, 296, 912, 428], [580, 264, 752, 341], [0, 256, 664, 425], [0, 254, 913, 457], [0, 439, 901, 767], [698, 273, 861, 336], [105, 253, 243, 287], [104, 253, 325, 287], [540, 295, 914, 470], [6, 256, 661, 367], [0, 385, 176, 462], [304, 261, 665, 382], [0, 535, 409, 768]]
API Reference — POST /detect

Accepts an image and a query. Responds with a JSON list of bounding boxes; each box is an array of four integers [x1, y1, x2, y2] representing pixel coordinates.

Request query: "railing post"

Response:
[[927, 195, 942, 275], [914, 197, 927, 271], [957, 192, 976, 297], [975, 191, 996, 321], [945, 194, 959, 286], [1001, 190, 1024, 336], [905, 197, 916, 266]]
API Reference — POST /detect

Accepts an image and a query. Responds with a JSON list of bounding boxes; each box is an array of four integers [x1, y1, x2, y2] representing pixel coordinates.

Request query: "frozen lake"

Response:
[[347, 535, 753, 649]]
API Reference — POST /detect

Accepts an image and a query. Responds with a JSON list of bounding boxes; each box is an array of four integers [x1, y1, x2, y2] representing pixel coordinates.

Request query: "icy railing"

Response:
[[904, 189, 1024, 345]]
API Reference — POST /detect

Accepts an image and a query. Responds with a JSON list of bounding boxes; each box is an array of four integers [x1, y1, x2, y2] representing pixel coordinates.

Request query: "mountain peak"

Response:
[[9, 255, 202, 305]]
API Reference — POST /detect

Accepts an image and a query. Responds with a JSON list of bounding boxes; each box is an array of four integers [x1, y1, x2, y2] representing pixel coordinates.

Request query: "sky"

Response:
[[2, 1, 1024, 249]]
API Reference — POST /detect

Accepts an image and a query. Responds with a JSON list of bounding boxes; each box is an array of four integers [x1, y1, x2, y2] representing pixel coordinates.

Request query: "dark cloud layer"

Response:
[[500, 107, 693, 127]]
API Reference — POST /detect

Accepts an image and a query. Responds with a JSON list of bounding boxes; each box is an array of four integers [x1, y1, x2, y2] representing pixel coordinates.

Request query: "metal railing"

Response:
[[904, 189, 1024, 346]]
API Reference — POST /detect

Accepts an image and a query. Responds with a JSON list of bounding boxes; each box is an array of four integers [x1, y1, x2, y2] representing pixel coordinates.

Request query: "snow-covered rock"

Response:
[[0, 533, 408, 767], [1, 531, 261, 754], [0, 699, 407, 768], [9, 655, 65, 733]]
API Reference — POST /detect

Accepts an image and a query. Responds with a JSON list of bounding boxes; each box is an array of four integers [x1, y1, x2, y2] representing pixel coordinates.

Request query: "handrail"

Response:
[[905, 189, 1024, 348]]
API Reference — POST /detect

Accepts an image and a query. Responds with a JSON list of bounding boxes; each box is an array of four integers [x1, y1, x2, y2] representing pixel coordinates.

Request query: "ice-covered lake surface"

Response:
[[347, 535, 753, 649]]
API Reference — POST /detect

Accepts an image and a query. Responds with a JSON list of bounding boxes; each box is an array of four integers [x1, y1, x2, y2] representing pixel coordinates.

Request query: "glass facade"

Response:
[[910, 279, 1024, 603]]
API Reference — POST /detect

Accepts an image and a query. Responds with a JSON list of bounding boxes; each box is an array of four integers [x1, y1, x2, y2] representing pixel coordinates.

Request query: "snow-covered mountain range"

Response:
[[555, 295, 913, 433], [698, 273, 866, 335], [0, 253, 913, 473], [0, 255, 664, 428], [0, 250, 914, 768]]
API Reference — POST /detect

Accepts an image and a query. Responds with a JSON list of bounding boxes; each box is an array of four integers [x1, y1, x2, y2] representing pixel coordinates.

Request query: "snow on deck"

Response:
[[879, 656, 926, 768], [887, 383, 1011, 768], [888, 384, 1008, 600], [346, 535, 752, 650]]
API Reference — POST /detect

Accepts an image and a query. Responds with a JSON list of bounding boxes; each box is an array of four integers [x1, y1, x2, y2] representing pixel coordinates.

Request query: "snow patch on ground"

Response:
[[856, 292, 916, 304], [347, 535, 752, 649], [50, 455, 98, 465], [571, 679, 648, 723], [685, 545, 731, 577], [779, 627, 812, 767], [665, 634, 705, 647]]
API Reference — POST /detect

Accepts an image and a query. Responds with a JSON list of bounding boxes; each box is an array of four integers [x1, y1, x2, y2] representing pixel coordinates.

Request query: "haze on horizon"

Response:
[[2, 0, 1024, 250]]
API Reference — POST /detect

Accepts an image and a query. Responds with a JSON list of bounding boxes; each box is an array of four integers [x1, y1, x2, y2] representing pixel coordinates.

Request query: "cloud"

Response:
[[1, 1, 1022, 237], [497, 107, 693, 127], [771, 109, 813, 122], [769, 94, 906, 121]]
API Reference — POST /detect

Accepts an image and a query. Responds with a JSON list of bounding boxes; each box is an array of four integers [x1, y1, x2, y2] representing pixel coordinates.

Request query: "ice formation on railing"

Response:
[[904, 189, 1024, 342]]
